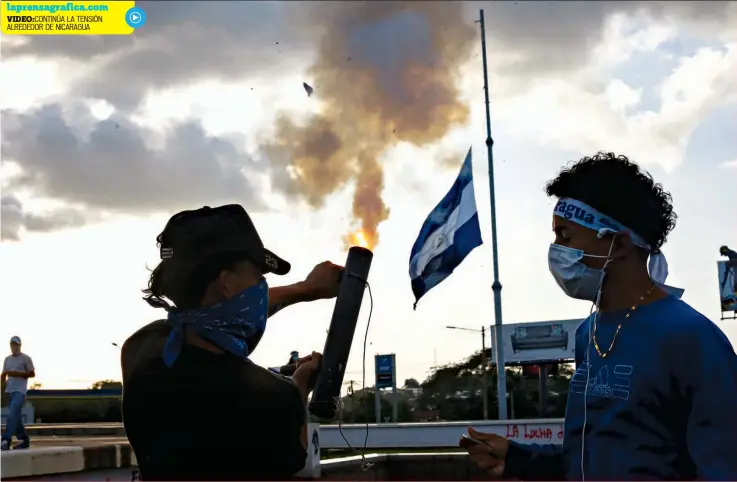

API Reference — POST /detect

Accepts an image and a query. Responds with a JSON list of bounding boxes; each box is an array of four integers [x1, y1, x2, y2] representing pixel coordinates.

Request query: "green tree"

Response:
[[91, 379, 122, 390], [335, 387, 413, 423], [403, 378, 420, 388], [416, 349, 576, 421]]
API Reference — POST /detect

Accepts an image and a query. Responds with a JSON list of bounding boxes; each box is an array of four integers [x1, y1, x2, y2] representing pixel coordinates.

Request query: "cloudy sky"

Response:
[[1, 1, 735, 390]]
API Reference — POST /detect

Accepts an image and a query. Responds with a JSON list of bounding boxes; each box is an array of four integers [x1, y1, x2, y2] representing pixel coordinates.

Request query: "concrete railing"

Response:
[[2, 419, 565, 479], [2, 451, 486, 481], [1, 444, 137, 479], [17, 418, 565, 448], [2, 420, 565, 480], [1, 424, 321, 480], [321, 418, 564, 448]]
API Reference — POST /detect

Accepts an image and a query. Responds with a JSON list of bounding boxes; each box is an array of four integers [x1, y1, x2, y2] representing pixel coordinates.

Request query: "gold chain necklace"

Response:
[[593, 283, 656, 358]]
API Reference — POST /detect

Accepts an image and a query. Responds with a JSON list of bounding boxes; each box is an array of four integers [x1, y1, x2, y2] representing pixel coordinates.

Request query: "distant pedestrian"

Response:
[[720, 245, 737, 261], [1, 336, 35, 451]]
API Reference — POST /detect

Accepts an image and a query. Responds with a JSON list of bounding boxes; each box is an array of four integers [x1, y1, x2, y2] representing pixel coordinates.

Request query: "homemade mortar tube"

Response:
[[309, 246, 373, 419]]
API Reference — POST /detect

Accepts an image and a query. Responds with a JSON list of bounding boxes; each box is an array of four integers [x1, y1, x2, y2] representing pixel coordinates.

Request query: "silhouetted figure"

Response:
[[720, 246, 737, 296], [720, 245, 737, 260]]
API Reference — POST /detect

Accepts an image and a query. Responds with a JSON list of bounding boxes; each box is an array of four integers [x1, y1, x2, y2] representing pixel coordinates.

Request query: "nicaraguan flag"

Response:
[[409, 148, 483, 309]]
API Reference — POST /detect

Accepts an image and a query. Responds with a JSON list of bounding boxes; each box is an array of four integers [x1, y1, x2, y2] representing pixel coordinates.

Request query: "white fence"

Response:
[[320, 418, 565, 449]]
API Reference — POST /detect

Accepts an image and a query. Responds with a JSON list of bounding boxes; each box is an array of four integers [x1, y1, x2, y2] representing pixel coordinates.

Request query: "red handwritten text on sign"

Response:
[[505, 424, 564, 442]]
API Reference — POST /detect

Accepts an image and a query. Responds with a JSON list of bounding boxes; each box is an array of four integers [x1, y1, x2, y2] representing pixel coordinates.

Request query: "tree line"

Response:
[[325, 349, 573, 423], [7, 353, 573, 423]]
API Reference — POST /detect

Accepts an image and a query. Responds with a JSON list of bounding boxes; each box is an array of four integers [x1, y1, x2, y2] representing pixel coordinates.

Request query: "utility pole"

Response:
[[374, 385, 381, 424], [481, 326, 488, 420], [348, 380, 355, 423], [446, 325, 489, 419]]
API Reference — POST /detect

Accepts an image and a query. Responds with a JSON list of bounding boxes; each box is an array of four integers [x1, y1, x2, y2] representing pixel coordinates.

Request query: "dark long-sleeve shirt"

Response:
[[122, 321, 307, 480], [504, 296, 737, 480]]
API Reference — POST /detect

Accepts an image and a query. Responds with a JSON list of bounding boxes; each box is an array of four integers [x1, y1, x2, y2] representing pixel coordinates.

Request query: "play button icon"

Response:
[[125, 6, 146, 29]]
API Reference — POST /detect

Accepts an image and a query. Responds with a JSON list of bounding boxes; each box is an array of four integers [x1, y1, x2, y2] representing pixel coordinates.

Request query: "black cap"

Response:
[[158, 204, 290, 276]]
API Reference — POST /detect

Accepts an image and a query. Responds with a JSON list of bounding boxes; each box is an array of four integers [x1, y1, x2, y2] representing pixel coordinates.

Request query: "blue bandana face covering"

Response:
[[163, 279, 269, 367]]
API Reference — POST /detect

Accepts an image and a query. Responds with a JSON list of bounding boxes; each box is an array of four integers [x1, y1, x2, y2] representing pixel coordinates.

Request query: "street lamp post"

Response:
[[446, 326, 488, 420]]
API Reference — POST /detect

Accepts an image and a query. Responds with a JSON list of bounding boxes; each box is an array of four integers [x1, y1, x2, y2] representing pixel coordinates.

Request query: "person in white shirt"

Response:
[[1, 336, 35, 450]]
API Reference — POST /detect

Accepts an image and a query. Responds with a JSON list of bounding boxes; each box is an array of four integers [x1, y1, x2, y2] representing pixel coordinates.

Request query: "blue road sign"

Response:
[[375, 354, 395, 389]]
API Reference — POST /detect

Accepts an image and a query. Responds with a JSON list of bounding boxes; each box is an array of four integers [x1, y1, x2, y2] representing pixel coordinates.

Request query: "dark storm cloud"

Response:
[[469, 1, 732, 77], [0, 195, 86, 241], [3, 1, 731, 239], [1, 104, 266, 217], [4, 1, 730, 112], [251, 0, 729, 249]]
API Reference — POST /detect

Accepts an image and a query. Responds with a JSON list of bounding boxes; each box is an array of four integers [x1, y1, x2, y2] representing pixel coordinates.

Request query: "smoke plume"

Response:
[[263, 2, 476, 249]]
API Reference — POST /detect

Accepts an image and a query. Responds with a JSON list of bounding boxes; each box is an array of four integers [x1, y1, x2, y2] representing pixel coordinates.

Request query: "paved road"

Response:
[[13, 436, 129, 448]]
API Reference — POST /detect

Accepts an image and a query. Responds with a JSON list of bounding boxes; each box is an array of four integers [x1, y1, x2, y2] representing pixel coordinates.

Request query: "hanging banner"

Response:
[[718, 260, 737, 315]]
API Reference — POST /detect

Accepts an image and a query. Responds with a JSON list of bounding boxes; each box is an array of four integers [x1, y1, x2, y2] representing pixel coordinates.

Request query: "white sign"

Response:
[[490, 319, 582, 365]]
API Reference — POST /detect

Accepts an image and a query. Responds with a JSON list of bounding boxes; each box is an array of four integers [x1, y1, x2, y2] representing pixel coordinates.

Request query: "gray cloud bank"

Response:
[[1, 195, 86, 241], [1, 104, 266, 240], [4, 1, 730, 111], [1, 1, 733, 240]]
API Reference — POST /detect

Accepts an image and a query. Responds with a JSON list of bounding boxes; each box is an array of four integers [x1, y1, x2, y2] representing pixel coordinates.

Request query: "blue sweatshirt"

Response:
[[504, 295, 737, 480]]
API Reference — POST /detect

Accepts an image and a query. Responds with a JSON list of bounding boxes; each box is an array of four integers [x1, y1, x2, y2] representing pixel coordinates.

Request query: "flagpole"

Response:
[[479, 8, 508, 421]]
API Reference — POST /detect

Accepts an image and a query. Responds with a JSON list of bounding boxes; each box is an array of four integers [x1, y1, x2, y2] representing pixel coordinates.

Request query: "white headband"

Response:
[[554, 197, 683, 297]]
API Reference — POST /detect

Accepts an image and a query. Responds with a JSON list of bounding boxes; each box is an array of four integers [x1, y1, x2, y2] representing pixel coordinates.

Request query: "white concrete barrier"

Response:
[[1, 444, 136, 479], [1, 419, 565, 479], [296, 423, 321, 478], [1, 446, 84, 479], [320, 418, 565, 449]]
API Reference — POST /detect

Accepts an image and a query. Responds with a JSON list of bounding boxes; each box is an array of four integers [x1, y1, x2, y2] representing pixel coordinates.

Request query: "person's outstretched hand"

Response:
[[459, 427, 509, 478], [301, 261, 343, 301]]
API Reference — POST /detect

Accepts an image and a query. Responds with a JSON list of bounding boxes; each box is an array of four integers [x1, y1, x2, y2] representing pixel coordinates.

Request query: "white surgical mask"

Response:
[[548, 242, 614, 302]]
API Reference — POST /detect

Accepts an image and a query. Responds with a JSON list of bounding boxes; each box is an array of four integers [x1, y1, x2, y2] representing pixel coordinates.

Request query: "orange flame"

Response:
[[353, 230, 369, 249], [343, 229, 375, 251]]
